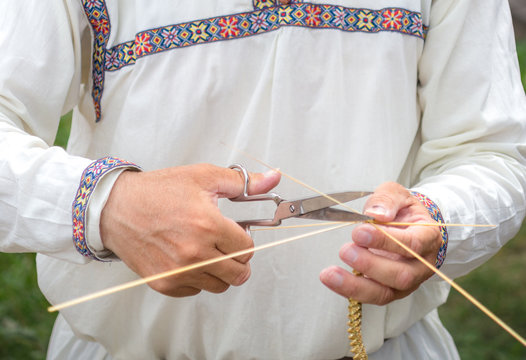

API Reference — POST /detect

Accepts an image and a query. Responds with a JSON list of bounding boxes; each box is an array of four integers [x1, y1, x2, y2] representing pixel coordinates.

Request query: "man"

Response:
[[1, 0, 525, 359]]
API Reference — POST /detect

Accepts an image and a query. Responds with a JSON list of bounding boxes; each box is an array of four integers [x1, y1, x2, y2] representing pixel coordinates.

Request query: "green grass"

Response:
[[1, 40, 526, 359], [0, 254, 56, 359], [54, 111, 72, 149], [517, 40, 526, 92], [438, 230, 526, 359]]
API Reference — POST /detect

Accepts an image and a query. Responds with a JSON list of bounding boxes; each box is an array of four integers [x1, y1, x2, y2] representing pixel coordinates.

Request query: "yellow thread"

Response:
[[372, 221, 496, 228], [252, 221, 495, 231], [224, 145, 523, 350], [52, 145, 523, 353], [48, 223, 352, 312], [371, 223, 526, 347]]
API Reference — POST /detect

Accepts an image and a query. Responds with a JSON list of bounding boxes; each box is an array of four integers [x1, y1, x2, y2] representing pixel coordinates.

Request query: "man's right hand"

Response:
[[100, 163, 281, 297]]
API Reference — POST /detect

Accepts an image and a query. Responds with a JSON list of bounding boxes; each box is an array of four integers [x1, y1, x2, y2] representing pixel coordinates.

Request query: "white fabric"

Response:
[[85, 168, 128, 259], [1, 0, 525, 359]]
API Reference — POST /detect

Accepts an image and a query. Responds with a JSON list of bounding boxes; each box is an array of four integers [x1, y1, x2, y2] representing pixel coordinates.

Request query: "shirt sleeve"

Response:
[[364, 3, 526, 348], [75, 158, 141, 261], [411, 0, 526, 280], [0, 0, 96, 263]]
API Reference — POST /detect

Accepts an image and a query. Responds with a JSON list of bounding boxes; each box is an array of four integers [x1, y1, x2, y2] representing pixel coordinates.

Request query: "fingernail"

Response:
[[264, 168, 280, 177], [323, 268, 344, 287], [354, 229, 372, 246], [367, 205, 387, 216], [342, 246, 359, 263]]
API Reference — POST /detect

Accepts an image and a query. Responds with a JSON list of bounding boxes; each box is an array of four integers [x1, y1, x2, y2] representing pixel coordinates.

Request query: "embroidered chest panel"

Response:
[[81, 0, 427, 121]]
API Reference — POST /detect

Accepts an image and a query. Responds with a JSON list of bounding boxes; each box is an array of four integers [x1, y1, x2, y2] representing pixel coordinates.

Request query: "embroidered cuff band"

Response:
[[410, 191, 448, 269], [73, 157, 141, 261]]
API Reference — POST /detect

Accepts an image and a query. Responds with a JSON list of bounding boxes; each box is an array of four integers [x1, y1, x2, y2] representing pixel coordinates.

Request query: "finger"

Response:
[[149, 273, 229, 297], [245, 169, 281, 195], [214, 213, 256, 263], [147, 259, 251, 297], [202, 253, 252, 287], [339, 243, 432, 291], [362, 182, 413, 222], [201, 253, 251, 286], [352, 222, 441, 259], [157, 285, 202, 298], [320, 266, 413, 305], [216, 166, 281, 199]]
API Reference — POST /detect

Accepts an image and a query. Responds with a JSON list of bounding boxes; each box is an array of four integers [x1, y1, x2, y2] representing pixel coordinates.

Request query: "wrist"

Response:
[[99, 169, 139, 253], [409, 190, 448, 269]]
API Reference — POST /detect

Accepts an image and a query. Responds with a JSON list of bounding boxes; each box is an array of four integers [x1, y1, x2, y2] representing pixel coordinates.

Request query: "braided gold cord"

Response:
[[348, 271, 367, 360]]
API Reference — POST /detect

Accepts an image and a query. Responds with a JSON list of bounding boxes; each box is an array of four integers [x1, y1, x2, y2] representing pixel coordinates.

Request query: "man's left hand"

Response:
[[320, 182, 442, 305]]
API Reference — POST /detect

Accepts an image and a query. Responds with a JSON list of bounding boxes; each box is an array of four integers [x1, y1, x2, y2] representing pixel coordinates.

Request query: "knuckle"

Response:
[[374, 181, 398, 194], [394, 268, 415, 290], [175, 288, 202, 297], [370, 182, 405, 202], [369, 192, 395, 209], [408, 226, 441, 258], [196, 163, 216, 174], [245, 250, 254, 261], [375, 287, 396, 306], [195, 213, 217, 233], [407, 231, 424, 255], [232, 266, 251, 286], [351, 251, 368, 272], [240, 233, 255, 249], [235, 252, 253, 264], [341, 287, 357, 300], [208, 283, 230, 294], [149, 279, 178, 296], [179, 243, 203, 262]]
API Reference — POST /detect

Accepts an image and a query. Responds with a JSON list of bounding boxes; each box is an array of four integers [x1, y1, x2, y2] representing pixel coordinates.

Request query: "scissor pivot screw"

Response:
[[289, 205, 295, 213]]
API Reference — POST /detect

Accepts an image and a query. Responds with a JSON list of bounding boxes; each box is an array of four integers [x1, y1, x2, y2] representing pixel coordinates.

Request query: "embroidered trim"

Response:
[[253, 0, 303, 10], [106, 5, 427, 72], [72, 157, 140, 260], [410, 191, 448, 269], [82, 2, 427, 121], [81, 0, 112, 122], [254, 0, 277, 10]]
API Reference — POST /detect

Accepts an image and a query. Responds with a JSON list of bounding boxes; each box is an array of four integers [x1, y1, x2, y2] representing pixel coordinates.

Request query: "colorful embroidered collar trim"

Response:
[[253, 0, 303, 10], [81, 1, 427, 121], [82, 0, 111, 121], [107, 4, 426, 71]]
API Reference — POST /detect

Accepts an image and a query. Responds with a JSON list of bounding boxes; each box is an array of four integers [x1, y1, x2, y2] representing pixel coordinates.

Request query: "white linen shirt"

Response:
[[1, 0, 525, 359]]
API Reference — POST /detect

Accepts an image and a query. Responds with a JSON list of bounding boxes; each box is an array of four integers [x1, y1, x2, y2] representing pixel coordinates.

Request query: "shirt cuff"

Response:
[[72, 157, 141, 261], [409, 191, 448, 269]]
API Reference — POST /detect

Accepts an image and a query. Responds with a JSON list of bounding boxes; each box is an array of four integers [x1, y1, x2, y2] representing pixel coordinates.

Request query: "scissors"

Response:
[[229, 164, 374, 233]]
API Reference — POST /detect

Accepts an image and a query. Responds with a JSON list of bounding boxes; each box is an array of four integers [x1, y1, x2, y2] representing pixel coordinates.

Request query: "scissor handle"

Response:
[[229, 164, 282, 204], [229, 164, 283, 234]]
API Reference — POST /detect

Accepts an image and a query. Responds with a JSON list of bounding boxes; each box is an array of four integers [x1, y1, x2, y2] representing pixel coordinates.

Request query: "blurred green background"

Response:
[[1, 30, 526, 360]]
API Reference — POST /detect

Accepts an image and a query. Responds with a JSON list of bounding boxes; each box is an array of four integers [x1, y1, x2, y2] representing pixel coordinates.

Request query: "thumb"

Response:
[[216, 166, 281, 199], [363, 182, 412, 222], [246, 169, 282, 195]]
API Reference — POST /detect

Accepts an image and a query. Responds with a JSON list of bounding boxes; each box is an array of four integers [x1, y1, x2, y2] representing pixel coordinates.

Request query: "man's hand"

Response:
[[320, 182, 442, 305], [100, 163, 281, 297]]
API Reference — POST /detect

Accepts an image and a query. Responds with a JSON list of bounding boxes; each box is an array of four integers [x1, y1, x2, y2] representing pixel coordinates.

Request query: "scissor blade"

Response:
[[298, 207, 373, 223], [274, 191, 372, 222], [298, 191, 372, 214]]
